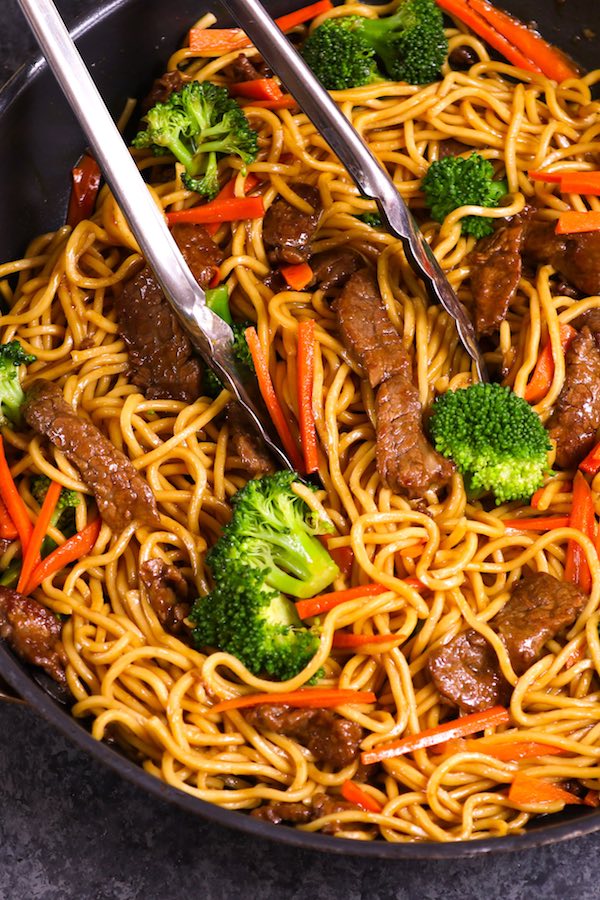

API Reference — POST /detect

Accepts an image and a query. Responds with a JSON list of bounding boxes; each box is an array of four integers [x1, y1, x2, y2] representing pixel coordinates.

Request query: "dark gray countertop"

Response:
[[1, 2, 600, 897]]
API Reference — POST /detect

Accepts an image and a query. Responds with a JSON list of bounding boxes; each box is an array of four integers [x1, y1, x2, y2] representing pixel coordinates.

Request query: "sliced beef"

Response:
[[139, 559, 190, 635], [0, 586, 66, 684], [546, 327, 600, 468], [226, 405, 274, 476], [230, 53, 262, 82], [572, 308, 600, 340], [115, 224, 224, 402], [263, 184, 323, 265], [251, 793, 357, 831], [523, 221, 600, 296], [437, 138, 471, 159], [23, 380, 161, 533], [141, 70, 189, 114], [245, 704, 363, 769], [311, 248, 362, 291], [494, 572, 587, 675], [470, 221, 525, 335], [334, 269, 453, 498], [428, 572, 586, 712]]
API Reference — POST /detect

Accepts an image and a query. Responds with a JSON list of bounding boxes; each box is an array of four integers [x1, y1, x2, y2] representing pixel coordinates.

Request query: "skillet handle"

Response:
[[0, 675, 24, 704]]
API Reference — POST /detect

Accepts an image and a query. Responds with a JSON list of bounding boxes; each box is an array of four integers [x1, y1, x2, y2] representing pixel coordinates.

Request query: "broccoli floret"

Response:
[[30, 475, 80, 531], [429, 383, 551, 504], [133, 81, 258, 199], [0, 340, 36, 427], [202, 285, 255, 396], [302, 0, 448, 89], [190, 471, 340, 680], [358, 212, 383, 228], [301, 17, 381, 90], [421, 153, 508, 238]]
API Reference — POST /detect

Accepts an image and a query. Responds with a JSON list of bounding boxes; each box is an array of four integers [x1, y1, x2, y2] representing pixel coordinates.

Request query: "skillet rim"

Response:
[[1, 0, 600, 859]]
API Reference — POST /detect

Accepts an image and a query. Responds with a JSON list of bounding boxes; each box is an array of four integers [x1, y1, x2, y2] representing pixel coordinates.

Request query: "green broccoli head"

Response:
[[0, 340, 36, 426], [202, 281, 255, 396], [429, 383, 551, 504], [30, 474, 80, 532], [358, 212, 383, 228], [421, 152, 508, 238], [190, 565, 320, 681], [301, 17, 381, 91], [133, 81, 258, 200]]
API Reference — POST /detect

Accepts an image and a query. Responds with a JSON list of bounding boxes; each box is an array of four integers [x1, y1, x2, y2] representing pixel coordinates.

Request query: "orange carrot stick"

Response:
[[229, 79, 284, 101], [296, 583, 389, 620], [281, 262, 313, 291], [361, 706, 510, 764], [166, 196, 264, 226], [296, 319, 318, 474], [508, 772, 582, 807], [241, 96, 298, 110], [245, 327, 305, 472], [469, 741, 571, 761], [0, 495, 18, 541], [25, 517, 102, 595], [211, 688, 377, 714], [17, 481, 62, 595], [205, 173, 260, 236], [528, 170, 563, 184], [524, 323, 577, 404], [564, 471, 596, 593], [580, 441, 600, 476], [0, 436, 33, 551], [560, 172, 600, 196], [531, 481, 572, 509], [502, 516, 570, 531], [556, 211, 600, 235], [341, 780, 383, 814], [332, 632, 398, 649]]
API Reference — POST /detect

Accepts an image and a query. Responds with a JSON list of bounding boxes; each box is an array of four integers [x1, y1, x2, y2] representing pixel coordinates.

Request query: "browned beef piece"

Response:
[[572, 308, 600, 339], [115, 224, 224, 402], [226, 405, 274, 476], [334, 269, 453, 498], [263, 184, 323, 265], [427, 630, 511, 713], [437, 138, 471, 159], [428, 572, 586, 711], [523, 221, 600, 296], [470, 222, 525, 335], [23, 380, 161, 532], [139, 559, 190, 635], [141, 70, 189, 114], [245, 704, 363, 769], [311, 248, 362, 291], [230, 53, 262, 81], [0, 586, 66, 684], [546, 327, 600, 468], [494, 572, 587, 675], [251, 793, 357, 831]]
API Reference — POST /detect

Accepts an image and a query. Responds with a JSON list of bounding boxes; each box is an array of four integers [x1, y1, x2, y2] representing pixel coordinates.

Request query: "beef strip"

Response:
[[523, 221, 600, 296], [428, 572, 586, 711], [311, 248, 363, 291], [546, 327, 600, 468], [226, 405, 274, 476], [334, 269, 454, 498], [437, 138, 471, 159], [23, 380, 161, 532], [141, 70, 189, 115], [115, 224, 224, 402], [262, 184, 323, 265], [0, 586, 66, 684], [230, 53, 262, 82], [251, 793, 358, 831], [245, 705, 363, 769], [139, 559, 190, 635], [572, 308, 600, 340], [470, 221, 525, 335]]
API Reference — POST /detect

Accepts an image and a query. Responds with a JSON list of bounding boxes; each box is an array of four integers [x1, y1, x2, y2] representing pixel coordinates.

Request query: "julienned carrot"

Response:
[[66, 153, 102, 228], [25, 518, 102, 595], [524, 323, 577, 404], [332, 632, 398, 649], [165, 196, 264, 226], [435, 0, 541, 74], [281, 262, 314, 291], [556, 211, 600, 235], [468, 741, 570, 761], [245, 327, 305, 472], [229, 78, 283, 101], [189, 0, 333, 52], [502, 516, 570, 531], [205, 173, 261, 236], [564, 471, 596, 593], [296, 319, 318, 474], [560, 172, 600, 196], [0, 496, 18, 541], [0, 436, 33, 551], [296, 583, 389, 620], [464, 0, 579, 82], [341, 780, 383, 814], [210, 688, 377, 714], [528, 170, 563, 184], [241, 96, 297, 110], [581, 442, 600, 476], [360, 706, 511, 765], [17, 481, 62, 595], [508, 772, 582, 807], [531, 481, 572, 509]]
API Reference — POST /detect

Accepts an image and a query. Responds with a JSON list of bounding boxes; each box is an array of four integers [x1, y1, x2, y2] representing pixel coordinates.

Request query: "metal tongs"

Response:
[[220, 0, 488, 383], [16, 0, 297, 473]]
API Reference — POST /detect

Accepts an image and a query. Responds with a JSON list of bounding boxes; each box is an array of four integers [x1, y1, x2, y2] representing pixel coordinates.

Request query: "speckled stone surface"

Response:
[[2, 2, 600, 897]]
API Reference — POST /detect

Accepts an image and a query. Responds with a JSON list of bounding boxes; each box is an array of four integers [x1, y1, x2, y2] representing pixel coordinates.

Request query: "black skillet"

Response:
[[0, 0, 599, 858]]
